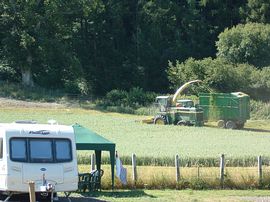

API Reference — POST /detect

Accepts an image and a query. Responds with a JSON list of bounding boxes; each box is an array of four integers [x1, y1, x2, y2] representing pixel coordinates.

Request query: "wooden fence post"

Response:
[[258, 155, 262, 184], [175, 154, 180, 182], [28, 181, 36, 202], [91, 153, 96, 171], [220, 154, 225, 188], [132, 153, 137, 184]]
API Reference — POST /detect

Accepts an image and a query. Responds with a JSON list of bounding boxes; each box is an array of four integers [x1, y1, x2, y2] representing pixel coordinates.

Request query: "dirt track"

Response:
[[0, 98, 64, 108]]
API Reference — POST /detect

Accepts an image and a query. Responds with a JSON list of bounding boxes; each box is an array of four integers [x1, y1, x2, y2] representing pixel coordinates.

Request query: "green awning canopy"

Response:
[[73, 124, 115, 189]]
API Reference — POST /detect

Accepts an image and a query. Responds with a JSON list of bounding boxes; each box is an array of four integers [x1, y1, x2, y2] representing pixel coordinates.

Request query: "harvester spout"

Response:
[[172, 80, 203, 104]]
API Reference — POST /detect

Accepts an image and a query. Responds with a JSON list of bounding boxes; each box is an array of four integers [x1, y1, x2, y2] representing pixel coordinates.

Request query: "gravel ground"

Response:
[[4, 196, 270, 202], [0, 195, 107, 202], [58, 196, 107, 202]]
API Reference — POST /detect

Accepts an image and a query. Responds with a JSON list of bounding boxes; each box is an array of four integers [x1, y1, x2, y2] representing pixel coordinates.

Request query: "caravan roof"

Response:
[[0, 123, 74, 137]]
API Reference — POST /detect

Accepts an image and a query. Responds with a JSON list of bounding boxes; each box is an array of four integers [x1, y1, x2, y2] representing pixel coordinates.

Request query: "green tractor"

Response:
[[154, 96, 204, 126], [150, 80, 250, 129]]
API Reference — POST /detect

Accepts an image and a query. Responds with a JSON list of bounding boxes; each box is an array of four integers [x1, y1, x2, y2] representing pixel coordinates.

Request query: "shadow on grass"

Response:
[[80, 189, 156, 199], [205, 123, 270, 133], [242, 128, 270, 133]]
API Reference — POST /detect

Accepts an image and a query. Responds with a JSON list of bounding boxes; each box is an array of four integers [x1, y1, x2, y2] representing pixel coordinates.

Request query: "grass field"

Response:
[[2, 101, 270, 191], [1, 106, 270, 163]]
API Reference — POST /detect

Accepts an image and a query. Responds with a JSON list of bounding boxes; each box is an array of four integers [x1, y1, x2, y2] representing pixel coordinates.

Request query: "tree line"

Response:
[[1, 0, 270, 98]]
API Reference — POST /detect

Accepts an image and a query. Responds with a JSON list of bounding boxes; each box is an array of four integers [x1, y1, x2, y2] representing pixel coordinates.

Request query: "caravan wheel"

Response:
[[0, 192, 5, 200], [37, 192, 58, 201]]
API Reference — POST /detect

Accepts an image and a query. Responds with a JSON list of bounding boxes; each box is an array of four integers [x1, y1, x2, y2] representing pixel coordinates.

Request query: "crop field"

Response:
[[78, 164, 270, 190], [1, 106, 270, 163]]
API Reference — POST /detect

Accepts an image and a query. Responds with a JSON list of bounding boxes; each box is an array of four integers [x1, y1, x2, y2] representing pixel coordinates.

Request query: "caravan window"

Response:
[[30, 139, 53, 163], [10, 138, 72, 163], [55, 139, 72, 162], [10, 138, 27, 162]]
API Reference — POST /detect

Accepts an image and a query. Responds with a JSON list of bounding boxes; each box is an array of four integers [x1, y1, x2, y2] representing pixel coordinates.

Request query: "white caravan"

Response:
[[0, 121, 78, 201]]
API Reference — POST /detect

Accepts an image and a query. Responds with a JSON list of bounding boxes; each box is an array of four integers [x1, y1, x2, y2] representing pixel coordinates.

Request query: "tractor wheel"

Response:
[[226, 120, 236, 129], [217, 120, 225, 128], [154, 115, 167, 125], [236, 122, 245, 129], [177, 120, 186, 126]]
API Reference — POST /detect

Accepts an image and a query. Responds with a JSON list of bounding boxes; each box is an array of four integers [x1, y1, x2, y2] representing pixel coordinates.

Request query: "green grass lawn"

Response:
[[66, 189, 270, 202], [1, 107, 270, 160]]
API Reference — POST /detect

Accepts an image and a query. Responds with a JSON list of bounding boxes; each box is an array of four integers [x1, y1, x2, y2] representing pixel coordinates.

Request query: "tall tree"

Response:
[[216, 23, 270, 68], [1, 0, 43, 86], [241, 0, 270, 23], [1, 0, 85, 91]]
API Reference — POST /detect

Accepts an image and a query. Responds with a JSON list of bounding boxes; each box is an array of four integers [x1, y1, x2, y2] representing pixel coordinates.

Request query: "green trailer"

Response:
[[199, 92, 250, 129]]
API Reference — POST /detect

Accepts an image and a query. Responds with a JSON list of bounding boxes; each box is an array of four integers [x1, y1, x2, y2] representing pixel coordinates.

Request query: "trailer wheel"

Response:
[[154, 115, 167, 125], [236, 122, 245, 129], [217, 120, 225, 128], [226, 120, 236, 129], [177, 120, 186, 126]]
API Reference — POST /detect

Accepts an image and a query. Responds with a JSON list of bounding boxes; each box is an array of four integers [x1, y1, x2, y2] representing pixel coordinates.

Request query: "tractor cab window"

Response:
[[156, 98, 167, 112], [156, 98, 167, 106], [177, 100, 194, 108], [155, 96, 170, 112]]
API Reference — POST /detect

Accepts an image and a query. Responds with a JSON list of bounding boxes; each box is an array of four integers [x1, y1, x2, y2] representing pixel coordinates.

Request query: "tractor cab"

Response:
[[155, 96, 172, 112], [176, 99, 194, 108]]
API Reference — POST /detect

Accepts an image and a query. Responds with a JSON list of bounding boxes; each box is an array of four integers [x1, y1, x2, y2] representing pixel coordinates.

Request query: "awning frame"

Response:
[[73, 124, 115, 189]]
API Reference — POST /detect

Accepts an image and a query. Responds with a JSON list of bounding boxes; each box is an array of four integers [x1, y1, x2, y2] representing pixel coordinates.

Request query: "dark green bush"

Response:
[[64, 79, 89, 95], [168, 57, 270, 100], [249, 67, 270, 100], [250, 100, 270, 119], [190, 178, 209, 190], [104, 88, 156, 108], [105, 89, 128, 106], [127, 87, 147, 107]]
